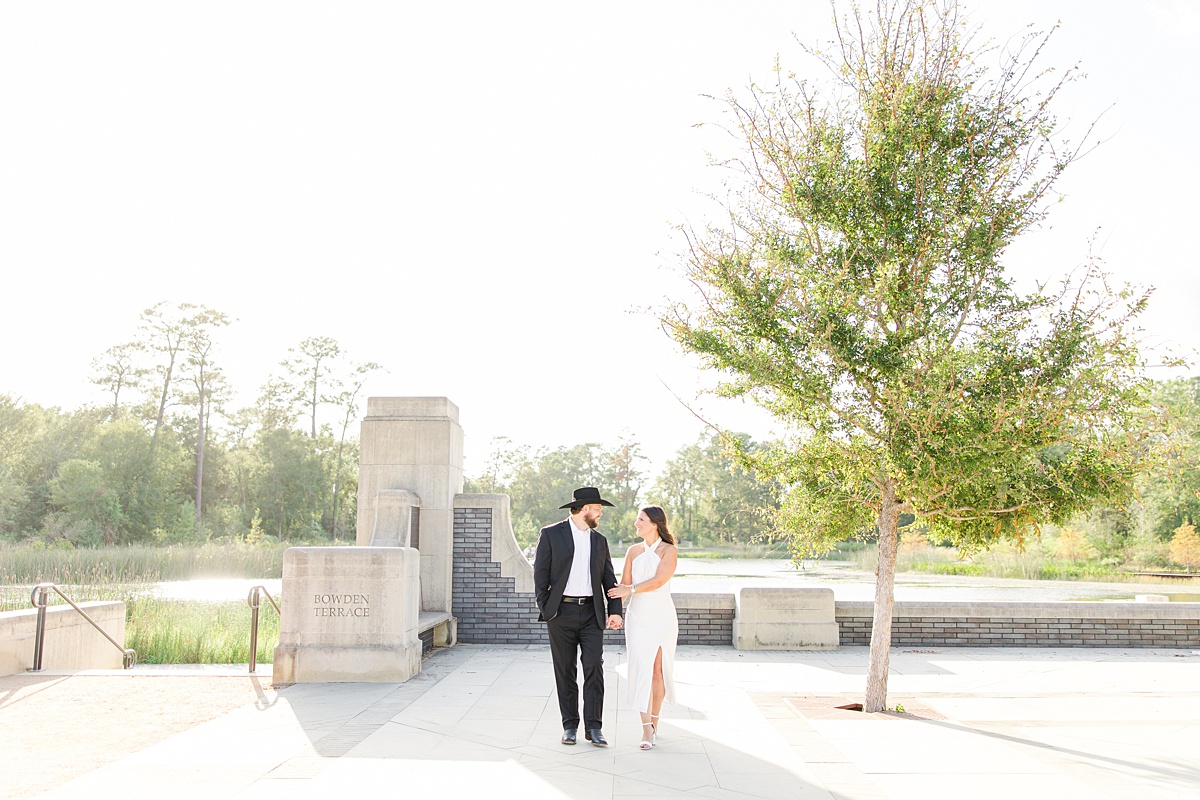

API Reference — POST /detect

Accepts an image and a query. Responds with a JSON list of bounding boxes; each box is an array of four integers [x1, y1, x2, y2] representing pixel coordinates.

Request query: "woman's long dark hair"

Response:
[[641, 505, 675, 545]]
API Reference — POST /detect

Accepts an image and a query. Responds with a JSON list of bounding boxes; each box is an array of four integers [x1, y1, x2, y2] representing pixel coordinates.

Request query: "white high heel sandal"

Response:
[[650, 714, 660, 739], [639, 722, 656, 750]]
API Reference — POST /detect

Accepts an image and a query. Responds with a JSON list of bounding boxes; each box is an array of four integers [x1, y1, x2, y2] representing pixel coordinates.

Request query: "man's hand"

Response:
[[606, 614, 623, 630]]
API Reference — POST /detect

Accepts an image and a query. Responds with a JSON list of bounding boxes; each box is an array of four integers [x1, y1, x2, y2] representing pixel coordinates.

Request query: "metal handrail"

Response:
[[246, 585, 281, 674], [29, 583, 137, 670]]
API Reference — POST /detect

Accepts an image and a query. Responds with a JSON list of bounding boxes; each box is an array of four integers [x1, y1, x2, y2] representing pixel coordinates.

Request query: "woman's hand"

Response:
[[607, 584, 631, 599]]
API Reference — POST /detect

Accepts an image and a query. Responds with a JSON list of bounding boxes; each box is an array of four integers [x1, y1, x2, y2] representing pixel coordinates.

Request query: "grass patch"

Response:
[[126, 598, 278, 665]]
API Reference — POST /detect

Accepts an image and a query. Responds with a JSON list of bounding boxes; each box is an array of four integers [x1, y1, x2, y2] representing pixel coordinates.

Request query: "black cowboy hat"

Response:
[[559, 487, 615, 509]]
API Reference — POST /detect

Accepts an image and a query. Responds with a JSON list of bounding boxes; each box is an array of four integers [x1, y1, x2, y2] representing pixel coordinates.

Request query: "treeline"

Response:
[[1057, 377, 1200, 568], [0, 302, 379, 546], [467, 378, 1200, 566], [2, 299, 1197, 565], [466, 431, 781, 548]]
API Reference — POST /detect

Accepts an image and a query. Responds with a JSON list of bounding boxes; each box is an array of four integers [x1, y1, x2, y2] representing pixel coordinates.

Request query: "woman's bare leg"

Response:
[[649, 647, 665, 725]]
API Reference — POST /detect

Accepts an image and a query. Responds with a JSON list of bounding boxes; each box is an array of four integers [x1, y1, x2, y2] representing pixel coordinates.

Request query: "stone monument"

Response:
[[273, 398, 462, 683]]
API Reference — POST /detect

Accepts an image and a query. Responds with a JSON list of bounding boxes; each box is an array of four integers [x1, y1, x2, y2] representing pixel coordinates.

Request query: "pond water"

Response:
[[147, 560, 1200, 604], [649, 559, 1200, 602], [154, 579, 283, 603]]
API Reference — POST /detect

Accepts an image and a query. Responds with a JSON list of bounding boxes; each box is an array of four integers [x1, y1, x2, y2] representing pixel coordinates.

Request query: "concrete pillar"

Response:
[[357, 397, 463, 613]]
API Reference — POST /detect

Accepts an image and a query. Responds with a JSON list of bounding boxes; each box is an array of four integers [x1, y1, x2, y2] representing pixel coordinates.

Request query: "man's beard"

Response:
[[584, 512, 600, 529]]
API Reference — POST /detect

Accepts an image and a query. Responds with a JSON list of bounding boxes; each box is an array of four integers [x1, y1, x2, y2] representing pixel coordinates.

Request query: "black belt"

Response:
[[561, 596, 593, 604]]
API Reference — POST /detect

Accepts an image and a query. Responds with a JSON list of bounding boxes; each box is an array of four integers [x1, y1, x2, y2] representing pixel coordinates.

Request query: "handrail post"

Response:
[[31, 585, 49, 671], [245, 585, 279, 674], [247, 587, 261, 674]]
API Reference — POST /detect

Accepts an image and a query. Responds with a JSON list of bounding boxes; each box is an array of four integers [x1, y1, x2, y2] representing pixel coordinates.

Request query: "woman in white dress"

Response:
[[607, 505, 678, 750]]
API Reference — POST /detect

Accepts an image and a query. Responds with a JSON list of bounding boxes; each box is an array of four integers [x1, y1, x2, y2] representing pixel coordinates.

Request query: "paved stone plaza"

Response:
[[6, 644, 1198, 799]]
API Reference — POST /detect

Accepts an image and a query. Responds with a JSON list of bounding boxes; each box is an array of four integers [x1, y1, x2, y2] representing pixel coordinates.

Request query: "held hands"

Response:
[[606, 614, 623, 630]]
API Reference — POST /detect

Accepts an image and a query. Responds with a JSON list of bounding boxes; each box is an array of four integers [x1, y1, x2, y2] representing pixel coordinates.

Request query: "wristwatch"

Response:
[[630, 585, 637, 594]]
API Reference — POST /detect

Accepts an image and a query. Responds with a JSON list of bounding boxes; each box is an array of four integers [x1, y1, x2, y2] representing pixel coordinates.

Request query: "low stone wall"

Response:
[[836, 601, 1200, 647], [449, 499, 1200, 649], [0, 602, 126, 676]]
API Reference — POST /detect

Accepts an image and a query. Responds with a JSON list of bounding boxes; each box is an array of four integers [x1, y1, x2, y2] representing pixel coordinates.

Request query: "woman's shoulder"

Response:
[[626, 541, 646, 555]]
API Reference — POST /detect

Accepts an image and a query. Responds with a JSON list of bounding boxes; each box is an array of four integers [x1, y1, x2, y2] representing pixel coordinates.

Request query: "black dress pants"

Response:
[[546, 600, 605, 730]]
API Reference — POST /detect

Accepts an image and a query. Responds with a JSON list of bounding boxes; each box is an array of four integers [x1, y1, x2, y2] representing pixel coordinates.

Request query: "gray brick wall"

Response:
[[677, 605, 734, 645], [836, 610, 1200, 647], [452, 507, 732, 646], [453, 507, 546, 644]]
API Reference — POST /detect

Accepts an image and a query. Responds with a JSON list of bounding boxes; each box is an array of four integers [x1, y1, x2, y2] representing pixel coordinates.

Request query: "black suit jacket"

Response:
[[533, 519, 623, 628]]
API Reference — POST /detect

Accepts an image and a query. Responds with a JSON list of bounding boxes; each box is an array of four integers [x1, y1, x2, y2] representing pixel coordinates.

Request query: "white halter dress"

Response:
[[624, 539, 678, 712]]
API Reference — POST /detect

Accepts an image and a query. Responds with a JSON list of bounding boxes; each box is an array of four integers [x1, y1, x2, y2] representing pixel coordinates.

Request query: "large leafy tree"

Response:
[[665, 0, 1158, 710]]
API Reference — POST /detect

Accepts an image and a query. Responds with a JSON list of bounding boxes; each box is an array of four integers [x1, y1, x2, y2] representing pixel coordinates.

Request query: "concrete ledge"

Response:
[[736, 588, 838, 650], [418, 611, 457, 647], [364, 396, 460, 421], [673, 592, 735, 611], [366, 489, 420, 547], [1, 602, 126, 676]]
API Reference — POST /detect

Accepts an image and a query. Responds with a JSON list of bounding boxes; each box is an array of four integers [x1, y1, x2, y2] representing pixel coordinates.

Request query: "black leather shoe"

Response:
[[586, 728, 608, 747], [561, 728, 577, 745]]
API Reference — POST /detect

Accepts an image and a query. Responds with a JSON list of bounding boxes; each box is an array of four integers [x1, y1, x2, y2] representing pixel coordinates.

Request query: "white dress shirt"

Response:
[[562, 516, 594, 597]]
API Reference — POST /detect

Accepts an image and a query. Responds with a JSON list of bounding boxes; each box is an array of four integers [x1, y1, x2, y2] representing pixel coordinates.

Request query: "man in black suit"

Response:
[[534, 487, 624, 746]]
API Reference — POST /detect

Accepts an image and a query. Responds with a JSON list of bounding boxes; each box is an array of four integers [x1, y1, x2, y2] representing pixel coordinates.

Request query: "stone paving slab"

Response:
[[11, 645, 1200, 799]]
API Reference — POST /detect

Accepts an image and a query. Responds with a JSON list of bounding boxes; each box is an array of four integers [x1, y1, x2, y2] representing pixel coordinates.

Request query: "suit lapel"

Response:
[[556, 521, 574, 581], [589, 530, 603, 580]]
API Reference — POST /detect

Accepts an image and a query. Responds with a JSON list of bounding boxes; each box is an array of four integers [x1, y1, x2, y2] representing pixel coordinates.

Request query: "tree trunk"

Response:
[[864, 480, 903, 712], [194, 385, 206, 533], [309, 366, 319, 439], [330, 437, 346, 543], [151, 353, 176, 451]]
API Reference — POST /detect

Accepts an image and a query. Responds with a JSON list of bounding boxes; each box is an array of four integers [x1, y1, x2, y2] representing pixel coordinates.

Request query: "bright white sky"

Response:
[[2, 1, 1197, 478]]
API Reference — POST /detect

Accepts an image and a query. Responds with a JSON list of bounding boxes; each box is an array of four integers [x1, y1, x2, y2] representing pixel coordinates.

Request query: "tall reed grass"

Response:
[[841, 539, 1141, 582], [0, 541, 291, 586]]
